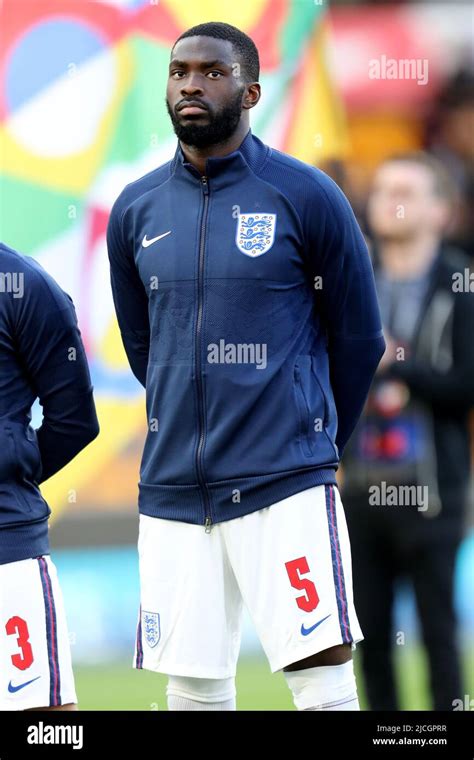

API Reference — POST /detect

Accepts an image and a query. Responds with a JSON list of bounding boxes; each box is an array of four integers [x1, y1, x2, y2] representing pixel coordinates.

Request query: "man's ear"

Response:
[[242, 83, 261, 110]]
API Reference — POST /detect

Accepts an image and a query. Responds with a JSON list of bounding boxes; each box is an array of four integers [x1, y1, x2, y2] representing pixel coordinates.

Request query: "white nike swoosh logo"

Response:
[[142, 231, 172, 248]]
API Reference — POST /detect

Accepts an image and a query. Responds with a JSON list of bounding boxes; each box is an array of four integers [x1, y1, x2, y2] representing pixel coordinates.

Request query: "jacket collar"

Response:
[[171, 128, 270, 189]]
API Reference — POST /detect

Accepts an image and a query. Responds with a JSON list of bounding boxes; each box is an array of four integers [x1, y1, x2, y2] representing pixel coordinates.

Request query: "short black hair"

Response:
[[172, 21, 260, 83]]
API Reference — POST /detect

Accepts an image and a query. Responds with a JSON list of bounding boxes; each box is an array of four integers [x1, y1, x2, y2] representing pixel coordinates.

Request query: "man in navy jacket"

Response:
[[107, 22, 385, 711], [0, 242, 99, 710]]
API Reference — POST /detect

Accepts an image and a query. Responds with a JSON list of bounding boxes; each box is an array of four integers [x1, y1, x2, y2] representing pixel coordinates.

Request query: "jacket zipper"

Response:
[[195, 175, 213, 533]]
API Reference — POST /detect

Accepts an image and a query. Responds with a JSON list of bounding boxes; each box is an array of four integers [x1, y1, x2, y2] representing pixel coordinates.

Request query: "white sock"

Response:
[[284, 659, 360, 710], [166, 675, 236, 711], [167, 694, 236, 711]]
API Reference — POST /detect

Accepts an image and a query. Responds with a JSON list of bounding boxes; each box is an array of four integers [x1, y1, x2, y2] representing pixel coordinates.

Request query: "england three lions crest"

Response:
[[142, 610, 160, 648], [236, 213, 276, 257]]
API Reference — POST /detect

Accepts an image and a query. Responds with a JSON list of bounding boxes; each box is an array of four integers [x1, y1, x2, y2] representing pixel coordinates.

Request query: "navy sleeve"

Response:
[[14, 260, 100, 483], [306, 172, 386, 455], [106, 196, 150, 388]]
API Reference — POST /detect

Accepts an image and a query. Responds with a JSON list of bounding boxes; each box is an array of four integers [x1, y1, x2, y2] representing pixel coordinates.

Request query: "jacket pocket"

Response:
[[0, 421, 15, 481], [9, 422, 43, 486], [0, 482, 32, 518], [0, 424, 33, 518], [294, 355, 322, 458], [310, 355, 339, 460], [23, 424, 43, 484], [0, 421, 44, 518]]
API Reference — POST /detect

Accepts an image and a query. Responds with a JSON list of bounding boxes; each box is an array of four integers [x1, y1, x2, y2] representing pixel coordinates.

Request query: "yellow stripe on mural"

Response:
[[163, 0, 267, 30], [286, 21, 349, 164], [42, 397, 145, 522]]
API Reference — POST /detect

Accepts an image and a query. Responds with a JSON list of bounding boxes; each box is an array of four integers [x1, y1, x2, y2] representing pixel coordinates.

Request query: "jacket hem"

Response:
[[0, 518, 50, 565], [138, 465, 338, 524]]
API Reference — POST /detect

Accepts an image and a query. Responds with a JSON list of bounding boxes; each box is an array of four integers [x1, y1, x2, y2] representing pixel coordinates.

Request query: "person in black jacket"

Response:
[[0, 242, 99, 710], [342, 152, 474, 710]]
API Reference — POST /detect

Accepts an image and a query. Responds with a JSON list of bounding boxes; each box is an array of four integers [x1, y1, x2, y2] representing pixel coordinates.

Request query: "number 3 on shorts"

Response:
[[285, 556, 320, 612], [5, 615, 34, 670]]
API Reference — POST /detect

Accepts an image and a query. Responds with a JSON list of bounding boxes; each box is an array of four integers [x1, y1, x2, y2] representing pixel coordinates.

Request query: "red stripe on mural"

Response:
[[133, 4, 184, 45], [78, 206, 110, 354], [0, 0, 184, 121], [248, 0, 289, 72]]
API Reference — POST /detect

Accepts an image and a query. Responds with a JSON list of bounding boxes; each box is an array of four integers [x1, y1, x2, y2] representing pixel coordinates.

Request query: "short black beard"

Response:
[[166, 88, 245, 149]]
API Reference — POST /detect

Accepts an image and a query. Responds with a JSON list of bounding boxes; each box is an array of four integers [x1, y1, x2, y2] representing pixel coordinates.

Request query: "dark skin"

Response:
[[167, 35, 352, 673], [167, 37, 260, 175], [283, 644, 352, 672]]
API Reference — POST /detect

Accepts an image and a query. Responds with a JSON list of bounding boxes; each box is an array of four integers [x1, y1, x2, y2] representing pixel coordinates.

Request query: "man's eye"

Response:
[[207, 71, 223, 79], [171, 71, 185, 79]]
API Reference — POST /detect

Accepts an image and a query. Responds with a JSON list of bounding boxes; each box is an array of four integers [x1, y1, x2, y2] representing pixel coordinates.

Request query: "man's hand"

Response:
[[377, 332, 408, 374]]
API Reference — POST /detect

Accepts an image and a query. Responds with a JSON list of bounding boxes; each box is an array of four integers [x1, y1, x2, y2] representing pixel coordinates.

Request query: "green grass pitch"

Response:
[[74, 646, 474, 710]]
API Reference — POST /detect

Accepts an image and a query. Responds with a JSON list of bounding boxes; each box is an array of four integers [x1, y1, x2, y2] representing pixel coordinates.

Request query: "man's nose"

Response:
[[181, 73, 204, 95]]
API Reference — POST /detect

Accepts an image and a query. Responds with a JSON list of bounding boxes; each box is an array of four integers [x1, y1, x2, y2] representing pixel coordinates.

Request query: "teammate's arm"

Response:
[[307, 173, 386, 456], [107, 198, 150, 388], [14, 261, 100, 483]]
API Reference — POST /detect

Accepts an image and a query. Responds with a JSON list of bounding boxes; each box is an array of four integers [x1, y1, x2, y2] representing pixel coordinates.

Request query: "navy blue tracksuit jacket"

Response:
[[107, 129, 385, 529], [0, 243, 99, 563]]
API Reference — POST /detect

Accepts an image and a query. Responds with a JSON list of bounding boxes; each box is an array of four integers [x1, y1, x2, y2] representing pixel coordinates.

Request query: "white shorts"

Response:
[[0, 555, 77, 710], [134, 483, 363, 678]]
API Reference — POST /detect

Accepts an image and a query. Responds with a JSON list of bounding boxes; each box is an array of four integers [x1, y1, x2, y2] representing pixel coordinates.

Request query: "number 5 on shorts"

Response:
[[285, 556, 320, 612]]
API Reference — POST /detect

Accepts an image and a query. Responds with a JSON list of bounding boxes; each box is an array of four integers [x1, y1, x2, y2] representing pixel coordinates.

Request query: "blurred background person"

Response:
[[426, 68, 474, 259], [341, 152, 474, 710]]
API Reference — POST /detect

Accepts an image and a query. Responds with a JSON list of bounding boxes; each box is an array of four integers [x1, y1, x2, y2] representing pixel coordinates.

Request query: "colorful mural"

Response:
[[0, 0, 346, 516]]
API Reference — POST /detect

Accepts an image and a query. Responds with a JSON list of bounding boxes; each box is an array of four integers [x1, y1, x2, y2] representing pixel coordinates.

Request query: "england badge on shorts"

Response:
[[142, 610, 161, 648], [236, 213, 276, 257]]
